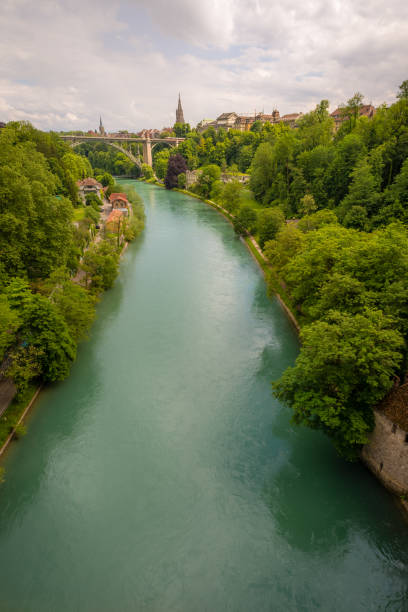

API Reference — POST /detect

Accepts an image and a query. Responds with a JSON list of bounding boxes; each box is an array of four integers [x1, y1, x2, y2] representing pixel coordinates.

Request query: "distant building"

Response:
[[234, 115, 255, 132], [216, 112, 239, 129], [197, 119, 217, 133], [0, 121, 6, 130], [77, 177, 102, 199], [198, 109, 303, 133], [234, 109, 284, 131], [137, 128, 161, 138], [109, 193, 129, 211], [176, 93, 185, 124], [99, 116, 106, 135], [106, 209, 125, 233], [330, 104, 376, 130], [280, 112, 303, 127]]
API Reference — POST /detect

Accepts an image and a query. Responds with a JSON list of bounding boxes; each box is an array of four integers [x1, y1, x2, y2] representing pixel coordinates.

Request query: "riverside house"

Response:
[[109, 193, 129, 213], [77, 177, 102, 200], [106, 209, 125, 234]]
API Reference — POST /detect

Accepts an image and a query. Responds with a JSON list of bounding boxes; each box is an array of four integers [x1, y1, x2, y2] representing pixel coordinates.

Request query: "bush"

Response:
[[177, 172, 186, 189]]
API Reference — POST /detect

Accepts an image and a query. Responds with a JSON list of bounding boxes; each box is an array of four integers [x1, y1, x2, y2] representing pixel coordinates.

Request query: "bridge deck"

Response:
[[60, 135, 184, 143]]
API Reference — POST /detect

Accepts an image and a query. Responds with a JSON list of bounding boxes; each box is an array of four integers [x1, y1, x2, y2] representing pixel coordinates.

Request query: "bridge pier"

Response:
[[142, 138, 152, 167]]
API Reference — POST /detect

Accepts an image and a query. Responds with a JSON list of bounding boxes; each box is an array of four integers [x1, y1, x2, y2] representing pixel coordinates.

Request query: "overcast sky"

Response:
[[1, 0, 407, 131]]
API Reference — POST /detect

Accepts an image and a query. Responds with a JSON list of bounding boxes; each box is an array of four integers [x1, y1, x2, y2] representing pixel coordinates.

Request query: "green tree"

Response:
[[264, 225, 305, 269], [397, 80, 408, 100], [81, 241, 119, 291], [237, 145, 253, 172], [258, 208, 285, 248], [299, 193, 317, 216], [339, 92, 364, 127], [236, 205, 257, 233], [99, 172, 114, 187], [221, 180, 243, 213], [15, 292, 77, 382], [173, 123, 191, 137], [177, 172, 186, 189], [51, 278, 96, 342], [154, 149, 171, 180], [196, 165, 221, 198], [338, 159, 380, 222], [273, 309, 404, 459], [0, 295, 20, 359], [343, 205, 370, 230], [141, 163, 154, 179], [297, 209, 338, 233], [250, 120, 262, 132], [6, 345, 43, 394], [249, 143, 275, 203]]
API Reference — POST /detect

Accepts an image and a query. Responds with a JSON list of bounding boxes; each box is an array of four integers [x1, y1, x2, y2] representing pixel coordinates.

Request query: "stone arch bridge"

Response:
[[60, 135, 185, 168]]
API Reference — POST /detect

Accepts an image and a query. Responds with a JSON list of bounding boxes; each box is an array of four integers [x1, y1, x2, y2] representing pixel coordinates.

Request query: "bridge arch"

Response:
[[70, 139, 141, 168], [151, 141, 176, 153], [61, 135, 184, 168]]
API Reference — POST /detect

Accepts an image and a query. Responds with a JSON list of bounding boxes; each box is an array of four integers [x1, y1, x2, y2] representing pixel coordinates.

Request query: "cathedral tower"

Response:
[[99, 116, 106, 135], [176, 94, 185, 124]]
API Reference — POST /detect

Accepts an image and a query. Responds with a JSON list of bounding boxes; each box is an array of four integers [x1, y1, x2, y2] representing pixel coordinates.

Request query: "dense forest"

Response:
[[0, 122, 144, 421], [161, 83, 408, 459]]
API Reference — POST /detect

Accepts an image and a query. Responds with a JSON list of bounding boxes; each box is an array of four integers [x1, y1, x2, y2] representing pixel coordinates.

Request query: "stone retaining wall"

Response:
[[362, 410, 408, 496]]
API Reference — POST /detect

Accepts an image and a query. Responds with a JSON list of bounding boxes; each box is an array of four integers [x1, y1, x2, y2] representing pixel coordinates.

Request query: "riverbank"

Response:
[[1, 179, 407, 609], [162, 181, 407, 519], [171, 186, 302, 333], [0, 189, 144, 463], [0, 385, 42, 458]]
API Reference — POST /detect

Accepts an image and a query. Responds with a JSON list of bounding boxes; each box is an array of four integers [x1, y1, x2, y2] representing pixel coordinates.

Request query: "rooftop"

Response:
[[106, 209, 125, 224], [109, 193, 128, 203], [78, 177, 101, 187]]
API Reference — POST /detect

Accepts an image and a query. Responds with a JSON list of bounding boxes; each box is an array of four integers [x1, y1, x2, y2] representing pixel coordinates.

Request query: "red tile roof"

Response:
[[78, 177, 101, 187], [109, 193, 128, 203], [106, 209, 124, 230]]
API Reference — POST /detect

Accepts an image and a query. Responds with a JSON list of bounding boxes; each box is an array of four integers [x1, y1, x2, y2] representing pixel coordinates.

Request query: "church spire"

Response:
[[176, 93, 185, 124], [99, 116, 105, 135]]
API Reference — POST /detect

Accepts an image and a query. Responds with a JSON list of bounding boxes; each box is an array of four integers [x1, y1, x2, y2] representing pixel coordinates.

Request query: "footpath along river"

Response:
[[0, 181, 407, 611]]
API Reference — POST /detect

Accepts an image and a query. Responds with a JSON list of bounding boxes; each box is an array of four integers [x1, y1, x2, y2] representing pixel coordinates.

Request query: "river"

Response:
[[0, 181, 407, 611]]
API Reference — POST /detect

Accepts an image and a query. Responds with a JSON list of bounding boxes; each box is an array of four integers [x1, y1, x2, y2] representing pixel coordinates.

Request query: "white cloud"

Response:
[[0, 0, 406, 130]]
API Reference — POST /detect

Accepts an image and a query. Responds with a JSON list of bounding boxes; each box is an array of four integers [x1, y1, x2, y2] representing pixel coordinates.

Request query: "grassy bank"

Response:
[[0, 383, 38, 451]]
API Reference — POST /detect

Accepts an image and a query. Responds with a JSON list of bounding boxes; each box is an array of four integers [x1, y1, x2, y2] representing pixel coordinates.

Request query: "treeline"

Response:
[[0, 122, 144, 403], [76, 141, 140, 177], [164, 82, 408, 458], [267, 220, 407, 458]]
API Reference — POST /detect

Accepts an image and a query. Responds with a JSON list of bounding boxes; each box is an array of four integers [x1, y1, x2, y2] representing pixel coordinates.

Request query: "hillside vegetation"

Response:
[[0, 122, 144, 406], [171, 85, 408, 459]]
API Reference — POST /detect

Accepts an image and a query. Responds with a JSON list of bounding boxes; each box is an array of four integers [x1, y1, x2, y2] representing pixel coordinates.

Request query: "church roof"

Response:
[[176, 93, 185, 123]]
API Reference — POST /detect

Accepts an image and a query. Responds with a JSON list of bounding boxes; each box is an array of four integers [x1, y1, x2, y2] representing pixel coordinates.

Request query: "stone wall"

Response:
[[185, 170, 200, 189], [362, 410, 408, 495]]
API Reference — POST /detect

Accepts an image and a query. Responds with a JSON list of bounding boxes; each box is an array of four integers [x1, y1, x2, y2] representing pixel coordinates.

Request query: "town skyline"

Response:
[[1, 0, 406, 131]]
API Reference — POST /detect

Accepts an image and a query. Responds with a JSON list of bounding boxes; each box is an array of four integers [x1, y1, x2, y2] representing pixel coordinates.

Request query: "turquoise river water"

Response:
[[0, 181, 407, 611]]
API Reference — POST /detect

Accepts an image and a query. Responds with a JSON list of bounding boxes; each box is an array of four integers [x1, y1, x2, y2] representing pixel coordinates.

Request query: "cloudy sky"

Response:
[[1, 0, 407, 132]]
